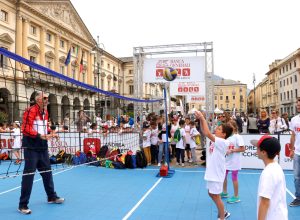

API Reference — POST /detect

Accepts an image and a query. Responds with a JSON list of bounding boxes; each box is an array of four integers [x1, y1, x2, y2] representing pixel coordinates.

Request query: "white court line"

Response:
[[0, 167, 73, 196], [122, 177, 163, 220], [286, 188, 296, 199]]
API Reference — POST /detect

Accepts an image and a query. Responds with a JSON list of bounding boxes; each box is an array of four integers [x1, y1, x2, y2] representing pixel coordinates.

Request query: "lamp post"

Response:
[[253, 73, 256, 117]]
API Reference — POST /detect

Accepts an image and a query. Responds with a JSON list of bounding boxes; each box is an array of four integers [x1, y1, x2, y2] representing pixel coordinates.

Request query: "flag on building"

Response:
[[79, 54, 83, 73], [64, 48, 71, 65]]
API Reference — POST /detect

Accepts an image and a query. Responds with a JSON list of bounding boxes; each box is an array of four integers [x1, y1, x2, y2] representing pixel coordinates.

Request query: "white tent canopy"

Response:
[[214, 108, 223, 114]]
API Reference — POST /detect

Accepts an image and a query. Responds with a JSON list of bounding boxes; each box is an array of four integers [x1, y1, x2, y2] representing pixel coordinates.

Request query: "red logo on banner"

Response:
[[189, 87, 193, 92], [194, 87, 199, 92], [156, 69, 163, 77], [178, 87, 183, 92], [177, 69, 182, 76], [183, 87, 188, 92], [83, 138, 101, 155], [182, 68, 190, 76]]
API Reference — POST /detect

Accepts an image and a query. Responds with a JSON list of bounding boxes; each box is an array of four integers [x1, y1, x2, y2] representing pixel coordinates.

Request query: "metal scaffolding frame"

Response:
[[133, 42, 214, 125]]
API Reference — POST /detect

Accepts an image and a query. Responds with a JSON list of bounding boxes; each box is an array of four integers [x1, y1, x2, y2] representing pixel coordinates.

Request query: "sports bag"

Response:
[[173, 128, 181, 143]]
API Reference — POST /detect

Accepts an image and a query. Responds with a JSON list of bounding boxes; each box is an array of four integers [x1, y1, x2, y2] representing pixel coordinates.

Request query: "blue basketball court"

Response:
[[0, 163, 299, 220]]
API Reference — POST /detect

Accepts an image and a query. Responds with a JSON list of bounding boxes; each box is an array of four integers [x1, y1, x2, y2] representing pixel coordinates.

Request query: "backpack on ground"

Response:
[[86, 150, 100, 166], [97, 145, 109, 158], [173, 128, 181, 143], [55, 150, 66, 164], [72, 151, 87, 165], [125, 154, 133, 168], [112, 161, 126, 169], [136, 150, 147, 168]]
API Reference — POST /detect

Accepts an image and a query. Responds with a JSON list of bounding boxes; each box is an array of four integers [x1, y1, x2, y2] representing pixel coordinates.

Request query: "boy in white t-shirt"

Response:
[[176, 119, 186, 167], [221, 120, 245, 203], [195, 111, 233, 220], [142, 123, 151, 165], [189, 121, 199, 164], [250, 135, 288, 220]]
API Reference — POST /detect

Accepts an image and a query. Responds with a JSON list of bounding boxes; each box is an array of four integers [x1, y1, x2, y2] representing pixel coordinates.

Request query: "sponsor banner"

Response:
[[0, 132, 140, 158], [206, 134, 279, 170], [170, 82, 205, 96], [143, 56, 205, 83], [279, 134, 293, 170], [186, 95, 206, 103]]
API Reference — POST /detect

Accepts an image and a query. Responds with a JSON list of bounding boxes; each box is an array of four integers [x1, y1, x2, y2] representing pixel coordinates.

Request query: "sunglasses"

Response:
[[43, 97, 48, 100]]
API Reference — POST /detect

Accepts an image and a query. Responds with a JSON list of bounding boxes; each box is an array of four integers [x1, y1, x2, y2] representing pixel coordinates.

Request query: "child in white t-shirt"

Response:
[[221, 120, 245, 204], [195, 110, 233, 220], [12, 122, 21, 165], [189, 121, 200, 164], [250, 135, 288, 220], [142, 123, 151, 165], [176, 119, 186, 167], [184, 117, 191, 162]]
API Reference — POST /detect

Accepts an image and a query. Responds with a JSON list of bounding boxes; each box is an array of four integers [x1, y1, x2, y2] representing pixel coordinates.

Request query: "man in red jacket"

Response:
[[19, 91, 64, 214]]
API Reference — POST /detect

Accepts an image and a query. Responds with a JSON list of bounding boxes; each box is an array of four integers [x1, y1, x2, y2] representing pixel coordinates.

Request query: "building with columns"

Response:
[[0, 0, 164, 124]]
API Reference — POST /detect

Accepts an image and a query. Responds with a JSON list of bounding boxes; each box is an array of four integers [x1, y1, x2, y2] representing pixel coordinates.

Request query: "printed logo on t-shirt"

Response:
[[294, 127, 300, 132], [228, 143, 234, 150]]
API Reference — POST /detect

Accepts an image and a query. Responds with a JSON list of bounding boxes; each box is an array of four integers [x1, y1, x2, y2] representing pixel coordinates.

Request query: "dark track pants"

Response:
[[19, 149, 57, 207]]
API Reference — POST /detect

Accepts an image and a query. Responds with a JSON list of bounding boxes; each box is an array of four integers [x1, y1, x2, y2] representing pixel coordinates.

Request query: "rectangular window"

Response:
[[284, 92, 286, 99], [129, 70, 133, 74], [280, 93, 282, 101], [101, 79, 104, 89], [280, 81, 282, 87], [30, 25, 36, 35], [94, 76, 97, 87], [46, 33, 52, 42], [283, 80, 285, 86], [296, 89, 298, 98], [60, 66, 65, 74], [294, 60, 297, 67], [291, 76, 292, 84], [226, 96, 229, 100], [82, 72, 85, 83], [291, 90, 293, 99], [279, 69, 281, 75], [215, 96, 217, 100], [129, 85, 134, 95], [29, 56, 36, 71], [60, 40, 64, 48], [287, 91, 289, 100], [0, 10, 8, 22], [282, 67, 285, 73], [215, 104, 217, 108], [107, 63, 110, 69], [287, 78, 289, 85], [0, 47, 8, 68], [295, 75, 297, 82], [232, 95, 235, 100], [72, 69, 75, 79], [290, 63, 292, 70], [46, 61, 51, 69], [72, 46, 76, 53], [286, 65, 288, 72], [220, 96, 223, 100], [113, 66, 115, 73]]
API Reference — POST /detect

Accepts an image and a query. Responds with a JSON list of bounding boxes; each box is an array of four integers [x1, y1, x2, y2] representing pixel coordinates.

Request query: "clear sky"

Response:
[[71, 0, 300, 89]]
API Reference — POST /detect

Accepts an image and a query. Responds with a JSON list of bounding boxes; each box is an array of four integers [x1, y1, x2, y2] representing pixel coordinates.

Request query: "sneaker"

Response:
[[48, 196, 65, 204], [188, 159, 193, 163], [157, 163, 161, 166], [289, 198, 300, 207], [181, 163, 185, 167], [176, 162, 179, 166], [18, 205, 31, 214], [227, 196, 240, 203], [224, 211, 231, 219], [220, 192, 229, 198], [217, 211, 231, 219]]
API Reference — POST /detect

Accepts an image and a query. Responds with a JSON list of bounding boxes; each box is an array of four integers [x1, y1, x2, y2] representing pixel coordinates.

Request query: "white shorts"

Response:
[[206, 181, 223, 194]]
